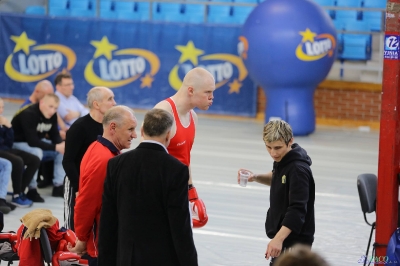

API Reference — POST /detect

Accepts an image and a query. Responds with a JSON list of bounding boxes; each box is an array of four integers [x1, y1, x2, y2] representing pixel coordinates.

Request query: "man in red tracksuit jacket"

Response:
[[68, 105, 137, 266]]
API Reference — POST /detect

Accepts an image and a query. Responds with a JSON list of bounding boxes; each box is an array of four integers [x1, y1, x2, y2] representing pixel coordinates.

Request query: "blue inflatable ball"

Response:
[[239, 0, 337, 135]]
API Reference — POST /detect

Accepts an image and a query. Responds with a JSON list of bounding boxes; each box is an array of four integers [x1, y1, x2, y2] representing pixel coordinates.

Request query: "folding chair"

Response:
[[357, 173, 377, 266], [39, 228, 53, 266], [0, 228, 18, 266]]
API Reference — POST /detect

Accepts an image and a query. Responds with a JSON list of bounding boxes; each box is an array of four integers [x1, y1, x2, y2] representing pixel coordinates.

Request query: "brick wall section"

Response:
[[257, 80, 382, 128], [314, 88, 381, 120]]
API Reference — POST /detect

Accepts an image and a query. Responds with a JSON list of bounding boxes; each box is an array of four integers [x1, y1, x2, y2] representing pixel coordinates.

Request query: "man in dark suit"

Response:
[[97, 108, 198, 266]]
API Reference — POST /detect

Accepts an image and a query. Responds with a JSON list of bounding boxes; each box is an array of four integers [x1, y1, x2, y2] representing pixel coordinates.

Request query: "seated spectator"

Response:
[[21, 80, 54, 107], [274, 244, 329, 266], [0, 158, 12, 214], [11, 94, 66, 200], [54, 71, 89, 128], [0, 97, 39, 208], [21, 79, 68, 139], [21, 80, 68, 191]]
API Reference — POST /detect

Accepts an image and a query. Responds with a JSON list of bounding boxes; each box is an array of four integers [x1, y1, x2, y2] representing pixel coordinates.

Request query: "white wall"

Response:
[[0, 0, 45, 13]]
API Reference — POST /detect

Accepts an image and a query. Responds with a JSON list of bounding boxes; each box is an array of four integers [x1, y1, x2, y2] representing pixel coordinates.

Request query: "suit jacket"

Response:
[[97, 142, 198, 266]]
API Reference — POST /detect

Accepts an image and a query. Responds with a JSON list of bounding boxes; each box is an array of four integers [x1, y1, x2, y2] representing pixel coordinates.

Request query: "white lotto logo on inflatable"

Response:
[[295, 28, 336, 62]]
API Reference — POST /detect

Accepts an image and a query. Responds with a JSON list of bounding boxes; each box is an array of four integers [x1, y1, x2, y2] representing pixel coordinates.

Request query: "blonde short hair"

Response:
[[263, 120, 293, 145]]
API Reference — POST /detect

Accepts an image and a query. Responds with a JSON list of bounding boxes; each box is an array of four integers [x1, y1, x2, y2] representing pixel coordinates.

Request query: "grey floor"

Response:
[[1, 100, 378, 266]]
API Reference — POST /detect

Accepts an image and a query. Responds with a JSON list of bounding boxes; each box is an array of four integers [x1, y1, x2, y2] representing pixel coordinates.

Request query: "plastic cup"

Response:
[[239, 170, 250, 187]]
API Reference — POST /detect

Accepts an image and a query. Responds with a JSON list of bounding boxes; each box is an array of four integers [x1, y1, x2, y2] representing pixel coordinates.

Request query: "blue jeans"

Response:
[[0, 158, 11, 199], [12, 142, 65, 187]]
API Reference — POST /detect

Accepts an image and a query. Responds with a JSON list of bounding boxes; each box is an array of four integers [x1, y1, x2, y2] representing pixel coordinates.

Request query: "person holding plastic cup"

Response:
[[237, 120, 315, 266]]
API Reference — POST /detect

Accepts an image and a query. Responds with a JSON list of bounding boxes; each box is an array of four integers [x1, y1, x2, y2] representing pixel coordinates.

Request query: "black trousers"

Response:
[[38, 160, 54, 183], [397, 201, 400, 228], [0, 149, 40, 194]]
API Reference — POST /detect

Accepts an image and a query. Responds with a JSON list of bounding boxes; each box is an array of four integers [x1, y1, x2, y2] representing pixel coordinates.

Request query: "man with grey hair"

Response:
[[68, 105, 137, 266], [98, 108, 197, 266], [237, 120, 315, 265], [62, 86, 116, 230]]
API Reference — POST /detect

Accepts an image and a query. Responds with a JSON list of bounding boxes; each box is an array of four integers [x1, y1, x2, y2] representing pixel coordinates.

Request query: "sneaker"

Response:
[[26, 189, 45, 203], [52, 185, 64, 198], [5, 202, 16, 211], [11, 195, 33, 208], [0, 199, 11, 214]]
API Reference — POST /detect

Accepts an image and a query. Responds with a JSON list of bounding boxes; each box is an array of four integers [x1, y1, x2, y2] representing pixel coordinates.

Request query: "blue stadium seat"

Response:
[[335, 10, 359, 26], [70, 0, 91, 10], [25, 6, 46, 15], [336, 0, 362, 7], [332, 19, 344, 31], [208, 5, 232, 24], [363, 0, 386, 31], [364, 0, 386, 8], [49, 7, 70, 17], [116, 10, 136, 20], [70, 9, 96, 17], [114, 1, 135, 11], [100, 0, 114, 11], [89, 0, 97, 11], [363, 11, 384, 31], [182, 4, 205, 23], [135, 2, 150, 20], [49, 0, 68, 8], [152, 3, 184, 22], [231, 6, 253, 24], [344, 20, 370, 32], [340, 21, 372, 60]]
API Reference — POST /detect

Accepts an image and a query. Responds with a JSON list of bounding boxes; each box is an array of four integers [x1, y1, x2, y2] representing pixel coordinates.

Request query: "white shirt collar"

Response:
[[141, 140, 168, 153]]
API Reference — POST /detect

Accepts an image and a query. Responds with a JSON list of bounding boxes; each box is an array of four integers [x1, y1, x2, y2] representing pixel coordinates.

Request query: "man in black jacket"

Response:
[[237, 120, 315, 266], [98, 108, 197, 266], [62, 86, 115, 231]]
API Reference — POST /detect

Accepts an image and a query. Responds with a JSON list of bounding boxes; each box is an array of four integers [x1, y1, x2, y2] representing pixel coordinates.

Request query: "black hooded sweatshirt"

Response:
[[265, 143, 315, 247]]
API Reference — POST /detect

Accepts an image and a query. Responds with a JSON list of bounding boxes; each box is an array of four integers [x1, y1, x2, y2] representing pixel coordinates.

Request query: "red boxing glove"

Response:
[[188, 187, 208, 228], [52, 251, 88, 266], [63, 229, 77, 248]]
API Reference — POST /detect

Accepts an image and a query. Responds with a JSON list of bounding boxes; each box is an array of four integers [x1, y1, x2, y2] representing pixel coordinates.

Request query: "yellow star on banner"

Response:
[[140, 74, 154, 88], [175, 41, 204, 66], [90, 36, 118, 60], [10, 32, 36, 55], [228, 79, 242, 94], [299, 28, 317, 43]]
